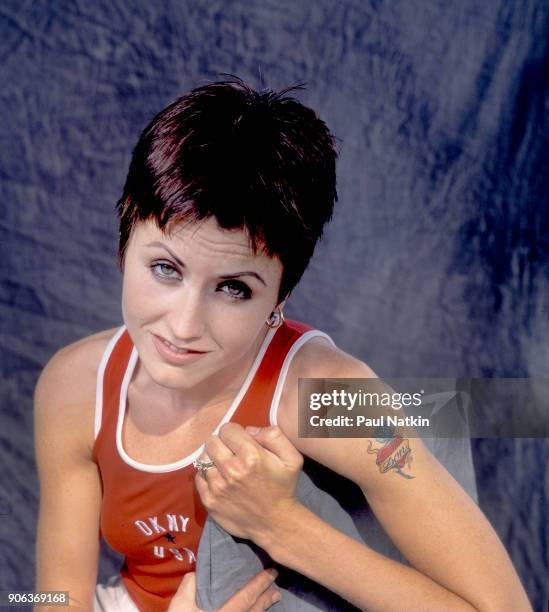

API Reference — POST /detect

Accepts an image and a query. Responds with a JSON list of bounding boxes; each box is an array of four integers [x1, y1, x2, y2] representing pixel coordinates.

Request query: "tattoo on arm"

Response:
[[366, 427, 414, 479]]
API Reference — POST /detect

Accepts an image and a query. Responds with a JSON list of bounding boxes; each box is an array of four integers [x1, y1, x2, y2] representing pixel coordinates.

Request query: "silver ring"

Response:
[[193, 458, 216, 475]]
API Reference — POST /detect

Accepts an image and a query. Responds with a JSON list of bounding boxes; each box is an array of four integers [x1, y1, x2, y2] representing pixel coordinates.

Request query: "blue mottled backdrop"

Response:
[[0, 1, 547, 609]]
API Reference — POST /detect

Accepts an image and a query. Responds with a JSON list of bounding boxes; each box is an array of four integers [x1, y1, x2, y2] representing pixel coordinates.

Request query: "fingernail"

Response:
[[271, 591, 281, 604], [246, 426, 261, 435], [266, 568, 278, 579]]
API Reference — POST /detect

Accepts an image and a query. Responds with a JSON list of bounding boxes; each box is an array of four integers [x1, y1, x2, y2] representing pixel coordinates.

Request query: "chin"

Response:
[[149, 365, 204, 391]]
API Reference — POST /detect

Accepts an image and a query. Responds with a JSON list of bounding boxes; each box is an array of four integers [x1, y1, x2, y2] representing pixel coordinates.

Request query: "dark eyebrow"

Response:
[[146, 242, 267, 286]]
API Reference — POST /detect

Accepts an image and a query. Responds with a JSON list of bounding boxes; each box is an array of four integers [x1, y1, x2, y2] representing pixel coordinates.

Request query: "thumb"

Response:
[[252, 425, 303, 468]]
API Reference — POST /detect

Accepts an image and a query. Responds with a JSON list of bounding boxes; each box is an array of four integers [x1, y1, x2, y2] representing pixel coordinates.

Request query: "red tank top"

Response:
[[92, 319, 334, 611]]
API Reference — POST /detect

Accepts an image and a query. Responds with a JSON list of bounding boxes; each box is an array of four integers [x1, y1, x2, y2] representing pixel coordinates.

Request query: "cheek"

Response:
[[207, 302, 272, 352], [121, 266, 158, 321]]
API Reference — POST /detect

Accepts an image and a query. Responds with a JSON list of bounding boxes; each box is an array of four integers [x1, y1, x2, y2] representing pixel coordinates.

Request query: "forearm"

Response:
[[255, 502, 478, 612]]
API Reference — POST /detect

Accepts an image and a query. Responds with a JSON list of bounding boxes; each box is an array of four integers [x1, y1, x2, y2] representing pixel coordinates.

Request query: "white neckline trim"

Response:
[[115, 326, 279, 473], [269, 330, 336, 426], [94, 325, 127, 440]]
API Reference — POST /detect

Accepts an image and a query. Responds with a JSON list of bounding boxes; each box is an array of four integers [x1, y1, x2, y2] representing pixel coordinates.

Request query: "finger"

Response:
[[249, 426, 303, 468], [249, 585, 281, 611], [195, 450, 213, 463], [194, 470, 212, 506], [195, 470, 206, 494], [194, 452, 218, 482], [218, 422, 258, 457], [220, 568, 278, 612], [205, 434, 236, 479]]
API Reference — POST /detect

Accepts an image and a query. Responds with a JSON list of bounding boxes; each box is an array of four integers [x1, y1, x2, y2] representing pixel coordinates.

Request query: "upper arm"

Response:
[[276, 339, 531, 611], [34, 345, 103, 609]]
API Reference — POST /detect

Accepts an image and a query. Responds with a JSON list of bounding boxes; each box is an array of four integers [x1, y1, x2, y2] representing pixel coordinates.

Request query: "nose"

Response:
[[167, 287, 206, 344]]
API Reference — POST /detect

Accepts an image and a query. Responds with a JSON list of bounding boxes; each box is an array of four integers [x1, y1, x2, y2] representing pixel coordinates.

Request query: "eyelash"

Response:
[[149, 262, 253, 301]]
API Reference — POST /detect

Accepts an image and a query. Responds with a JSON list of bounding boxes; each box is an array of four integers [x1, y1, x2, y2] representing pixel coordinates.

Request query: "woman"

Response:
[[34, 77, 531, 611]]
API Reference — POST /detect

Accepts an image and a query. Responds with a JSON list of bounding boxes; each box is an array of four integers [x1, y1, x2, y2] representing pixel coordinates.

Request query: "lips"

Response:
[[152, 334, 209, 365], [156, 335, 205, 354]]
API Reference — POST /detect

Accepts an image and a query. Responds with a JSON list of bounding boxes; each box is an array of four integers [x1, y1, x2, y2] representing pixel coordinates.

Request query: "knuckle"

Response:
[[242, 449, 259, 469], [266, 425, 282, 439], [224, 461, 243, 482]]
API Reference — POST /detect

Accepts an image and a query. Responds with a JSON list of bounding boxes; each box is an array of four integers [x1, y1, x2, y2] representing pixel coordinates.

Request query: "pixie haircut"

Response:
[[116, 76, 338, 303]]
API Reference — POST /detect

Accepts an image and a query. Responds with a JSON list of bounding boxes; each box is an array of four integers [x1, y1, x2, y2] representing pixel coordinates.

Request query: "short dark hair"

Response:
[[116, 75, 338, 303]]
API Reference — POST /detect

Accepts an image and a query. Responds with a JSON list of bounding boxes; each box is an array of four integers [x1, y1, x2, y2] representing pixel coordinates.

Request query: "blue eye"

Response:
[[149, 263, 252, 300], [219, 281, 252, 300], [150, 262, 179, 280]]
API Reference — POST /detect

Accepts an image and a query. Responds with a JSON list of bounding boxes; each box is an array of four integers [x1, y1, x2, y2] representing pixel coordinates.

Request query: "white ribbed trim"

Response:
[[116, 326, 278, 473], [94, 325, 127, 440], [269, 331, 336, 426]]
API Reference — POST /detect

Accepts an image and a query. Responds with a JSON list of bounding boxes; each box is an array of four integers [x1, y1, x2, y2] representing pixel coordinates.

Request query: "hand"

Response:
[[167, 568, 281, 611], [194, 423, 304, 542]]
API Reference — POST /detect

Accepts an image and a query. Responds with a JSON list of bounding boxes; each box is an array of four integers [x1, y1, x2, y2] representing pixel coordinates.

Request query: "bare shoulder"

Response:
[[276, 333, 376, 420], [42, 326, 121, 399], [275, 333, 377, 457], [288, 334, 377, 379], [34, 326, 121, 459]]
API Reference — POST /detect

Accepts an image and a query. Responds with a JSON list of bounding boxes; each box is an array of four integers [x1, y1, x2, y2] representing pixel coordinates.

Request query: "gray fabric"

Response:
[[196, 436, 478, 611], [196, 462, 363, 611]]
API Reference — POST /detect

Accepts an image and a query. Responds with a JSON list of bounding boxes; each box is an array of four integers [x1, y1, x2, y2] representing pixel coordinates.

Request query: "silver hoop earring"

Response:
[[266, 309, 284, 329]]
